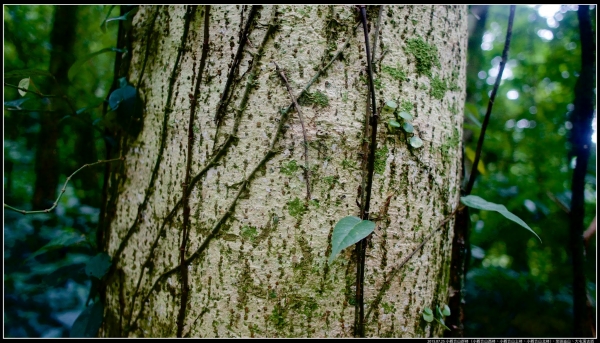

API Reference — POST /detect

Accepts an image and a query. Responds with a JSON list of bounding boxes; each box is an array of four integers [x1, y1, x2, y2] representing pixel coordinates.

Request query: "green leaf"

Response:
[[70, 301, 104, 337], [101, 6, 139, 32], [108, 84, 136, 111], [442, 304, 451, 316], [328, 216, 375, 264], [398, 111, 413, 121], [85, 253, 112, 279], [25, 231, 86, 262], [388, 119, 401, 128], [68, 48, 126, 81], [18, 78, 30, 96], [409, 136, 423, 148], [4, 98, 30, 110], [436, 305, 444, 318], [402, 122, 414, 133], [460, 195, 542, 242], [422, 307, 434, 322], [383, 100, 397, 113], [4, 69, 53, 79]]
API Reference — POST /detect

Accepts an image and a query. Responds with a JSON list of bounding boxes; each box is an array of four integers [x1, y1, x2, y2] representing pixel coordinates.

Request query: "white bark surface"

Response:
[[103, 5, 467, 337]]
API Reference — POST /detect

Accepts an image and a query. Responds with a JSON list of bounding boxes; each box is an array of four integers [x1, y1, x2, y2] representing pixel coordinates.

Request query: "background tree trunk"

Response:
[[101, 5, 467, 337]]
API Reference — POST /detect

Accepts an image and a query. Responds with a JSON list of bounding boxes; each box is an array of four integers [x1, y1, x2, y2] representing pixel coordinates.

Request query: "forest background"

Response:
[[3, 4, 596, 337]]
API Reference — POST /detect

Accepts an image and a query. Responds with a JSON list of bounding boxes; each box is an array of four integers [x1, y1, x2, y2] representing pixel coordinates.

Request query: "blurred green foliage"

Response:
[[3, 4, 596, 338]]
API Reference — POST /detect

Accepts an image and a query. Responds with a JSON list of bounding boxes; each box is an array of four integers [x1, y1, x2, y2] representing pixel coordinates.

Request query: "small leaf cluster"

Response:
[[422, 304, 451, 331], [382, 100, 423, 148]]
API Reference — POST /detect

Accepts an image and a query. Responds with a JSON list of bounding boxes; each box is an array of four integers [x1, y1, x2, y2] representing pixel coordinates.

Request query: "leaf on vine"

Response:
[[403, 122, 414, 133], [460, 195, 542, 242], [70, 300, 104, 337], [85, 253, 112, 279], [409, 136, 423, 148], [388, 119, 400, 128], [18, 78, 30, 96], [422, 307, 434, 322], [328, 216, 375, 264], [398, 111, 413, 121], [442, 304, 451, 316], [25, 230, 86, 263], [4, 98, 30, 110], [383, 100, 397, 113]]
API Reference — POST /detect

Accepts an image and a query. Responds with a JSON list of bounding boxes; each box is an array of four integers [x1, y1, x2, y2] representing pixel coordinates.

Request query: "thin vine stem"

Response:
[[464, 5, 515, 195], [4, 157, 124, 215]]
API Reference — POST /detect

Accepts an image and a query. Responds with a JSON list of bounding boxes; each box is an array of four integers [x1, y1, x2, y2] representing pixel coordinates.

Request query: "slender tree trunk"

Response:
[[31, 5, 78, 210], [569, 5, 595, 338], [101, 5, 467, 337]]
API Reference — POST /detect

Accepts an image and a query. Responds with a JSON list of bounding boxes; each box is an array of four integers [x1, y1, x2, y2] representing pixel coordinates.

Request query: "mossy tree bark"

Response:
[[101, 5, 467, 338]]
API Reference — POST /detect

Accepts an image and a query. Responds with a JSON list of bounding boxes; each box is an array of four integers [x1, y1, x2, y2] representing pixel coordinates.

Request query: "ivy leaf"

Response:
[[70, 301, 104, 337], [442, 304, 451, 316], [85, 253, 112, 279], [388, 119, 401, 128], [328, 216, 375, 264], [398, 111, 413, 121], [18, 78, 30, 96], [422, 307, 434, 322], [460, 195, 542, 242], [409, 136, 423, 148], [402, 122, 414, 133], [383, 100, 397, 113]]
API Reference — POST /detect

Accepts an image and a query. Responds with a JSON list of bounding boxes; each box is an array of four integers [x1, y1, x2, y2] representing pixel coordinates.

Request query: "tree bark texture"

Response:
[[101, 5, 467, 337]]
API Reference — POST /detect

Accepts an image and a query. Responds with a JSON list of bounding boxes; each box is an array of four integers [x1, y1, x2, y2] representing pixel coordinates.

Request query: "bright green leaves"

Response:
[[423, 304, 451, 331], [328, 216, 375, 264], [70, 300, 104, 337], [461, 195, 541, 242], [383, 100, 424, 149], [85, 253, 112, 279]]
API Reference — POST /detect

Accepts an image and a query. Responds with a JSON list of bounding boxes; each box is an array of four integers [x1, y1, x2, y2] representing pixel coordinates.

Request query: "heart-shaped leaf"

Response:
[[442, 304, 451, 316], [85, 253, 112, 279], [18, 78, 30, 96], [409, 136, 423, 148], [328, 216, 375, 264], [423, 307, 434, 322], [388, 119, 401, 128], [383, 100, 397, 113], [70, 301, 104, 337], [398, 111, 413, 121], [460, 195, 541, 242]]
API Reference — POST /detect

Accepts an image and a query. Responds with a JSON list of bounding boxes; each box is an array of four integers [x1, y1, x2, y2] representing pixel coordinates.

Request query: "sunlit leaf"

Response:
[[460, 195, 542, 242], [328, 216, 375, 264], [85, 253, 112, 279], [383, 100, 397, 113], [442, 304, 451, 316], [18, 78, 30, 96], [423, 307, 434, 322], [70, 301, 103, 337]]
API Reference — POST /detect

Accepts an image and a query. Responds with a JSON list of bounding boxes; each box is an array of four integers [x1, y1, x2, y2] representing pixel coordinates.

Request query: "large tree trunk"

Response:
[[101, 5, 467, 337]]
